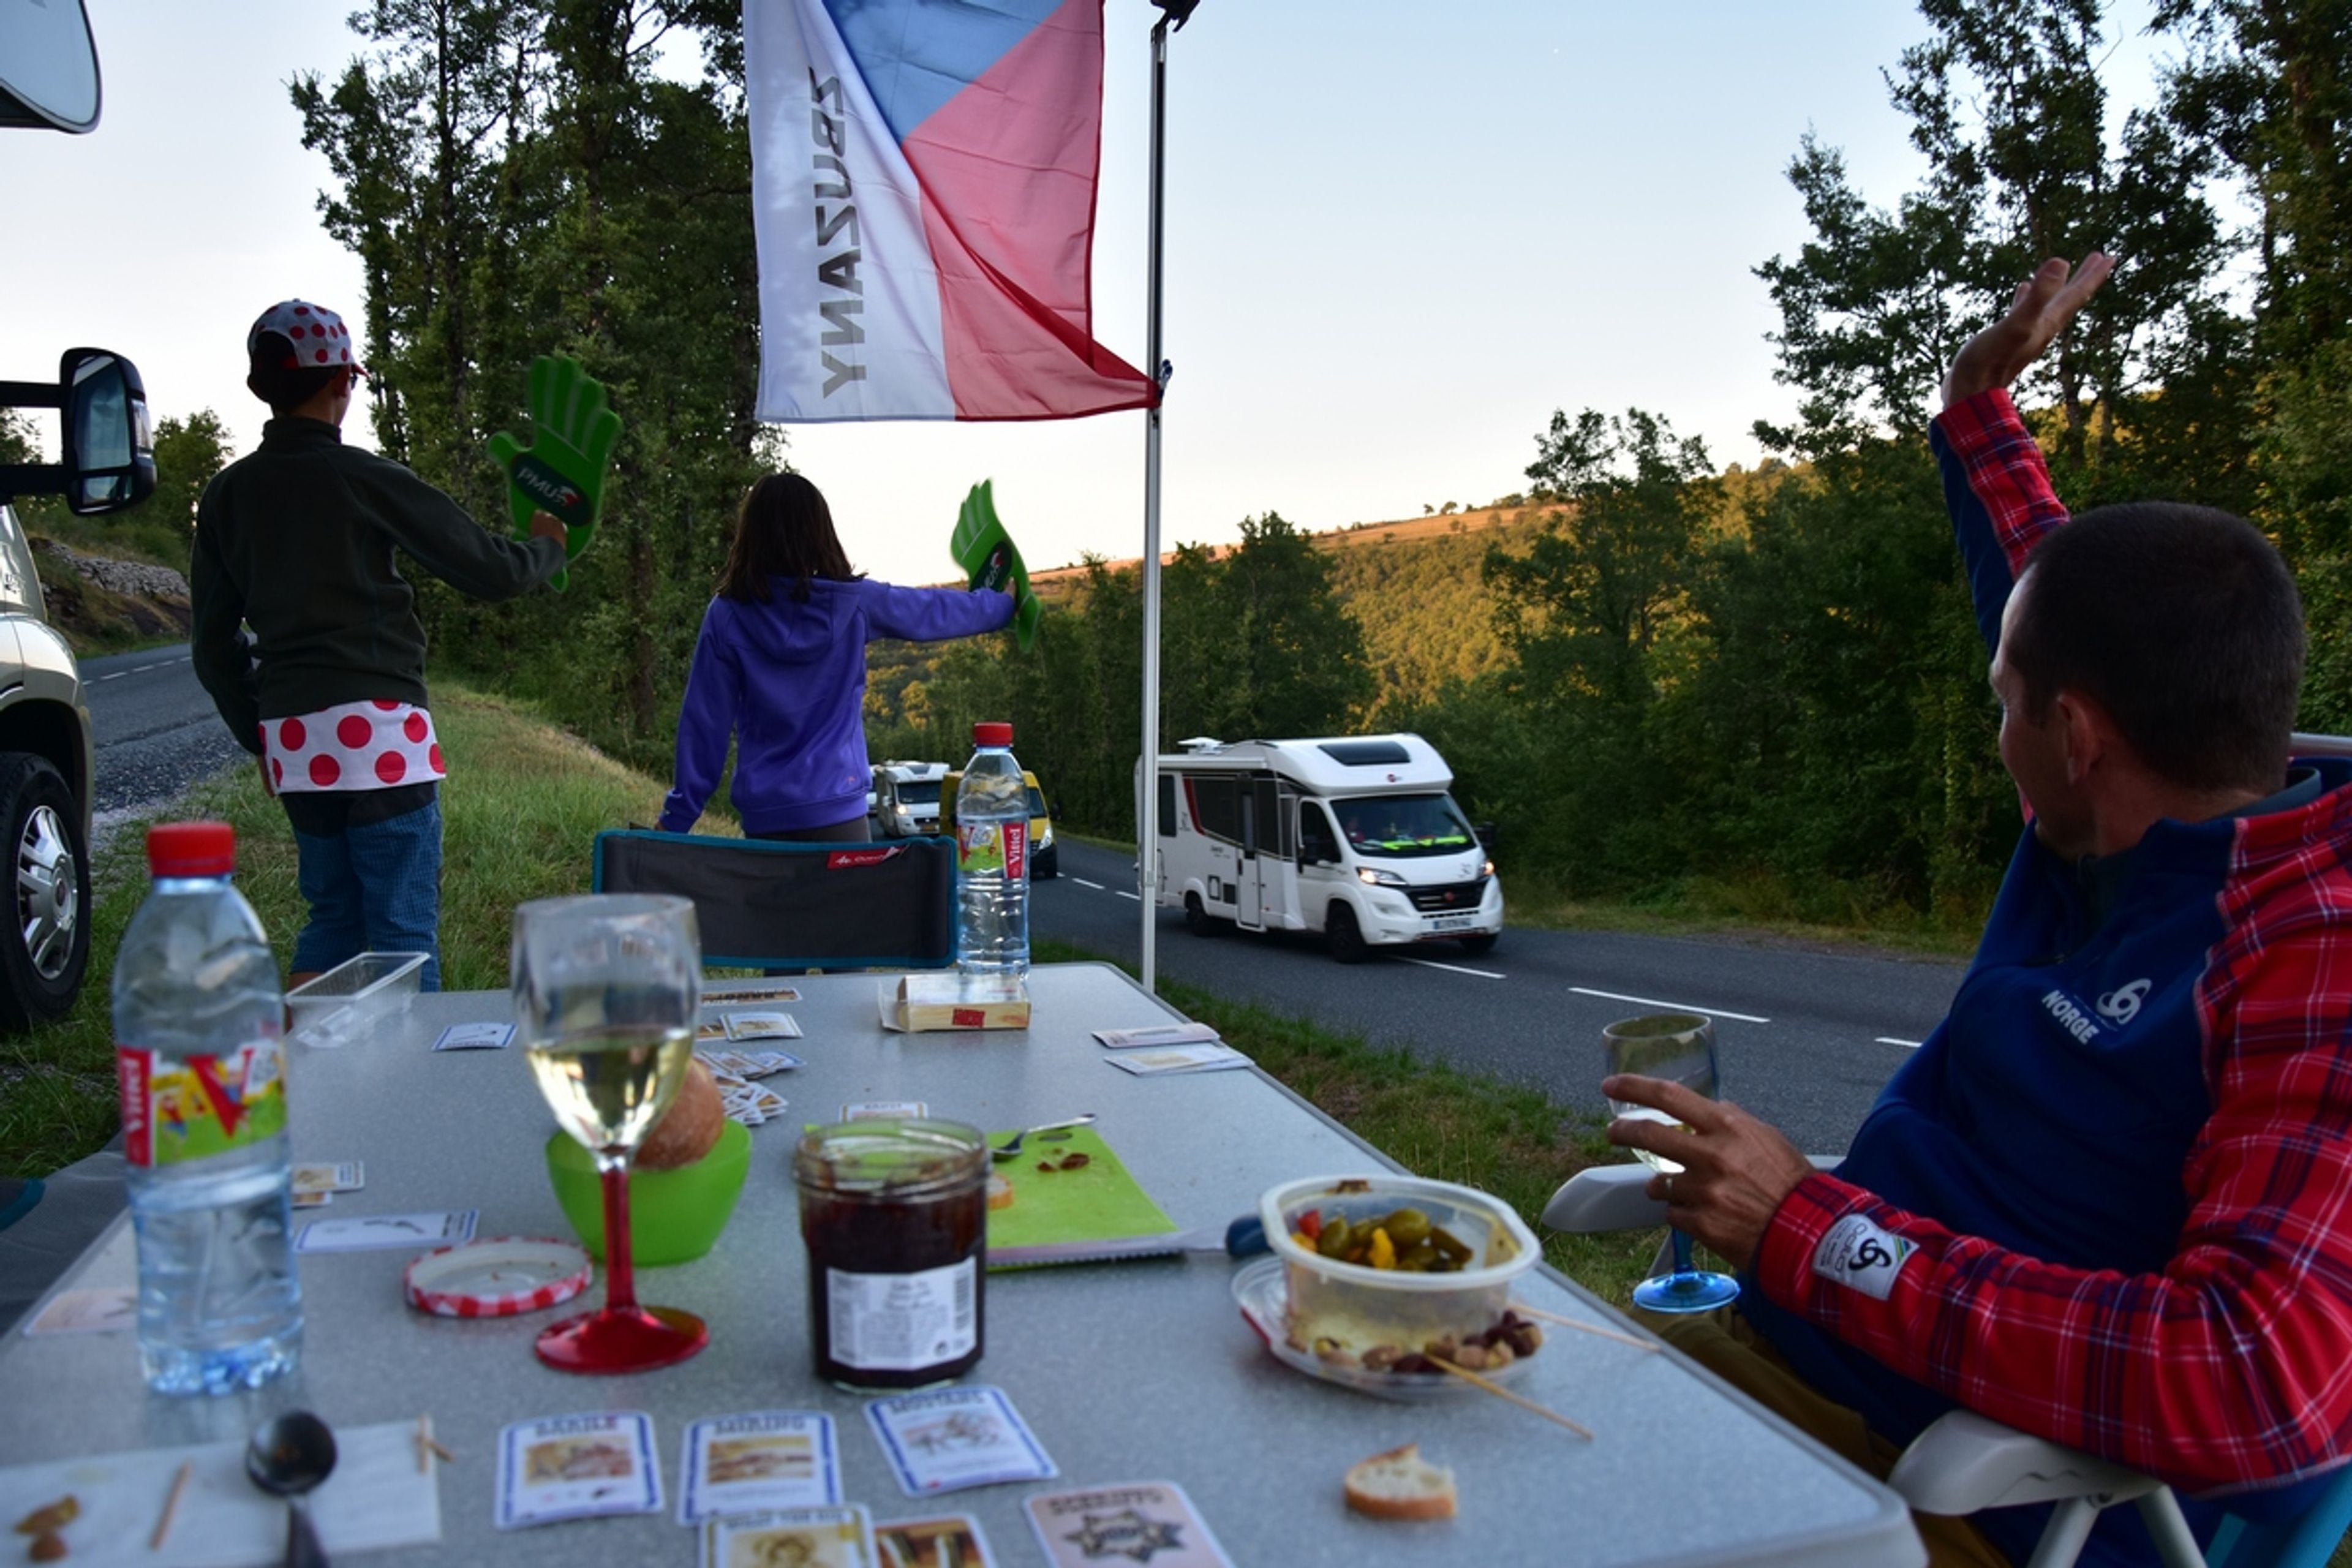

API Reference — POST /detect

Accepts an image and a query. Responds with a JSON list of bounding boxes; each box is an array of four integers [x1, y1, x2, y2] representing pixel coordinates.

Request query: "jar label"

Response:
[[116, 1037, 287, 1168], [824, 1257, 978, 1372], [957, 818, 1026, 881]]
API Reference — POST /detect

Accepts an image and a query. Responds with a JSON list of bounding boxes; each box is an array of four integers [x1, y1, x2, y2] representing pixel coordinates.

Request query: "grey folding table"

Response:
[[0, 962, 1923, 1565]]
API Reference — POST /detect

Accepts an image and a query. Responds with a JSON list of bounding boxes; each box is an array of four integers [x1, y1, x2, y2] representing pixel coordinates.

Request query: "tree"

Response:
[[1755, 0, 2236, 488]]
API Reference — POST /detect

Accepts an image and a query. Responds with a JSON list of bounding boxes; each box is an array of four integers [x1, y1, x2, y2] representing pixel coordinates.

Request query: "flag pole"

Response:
[[1138, 3, 1185, 993]]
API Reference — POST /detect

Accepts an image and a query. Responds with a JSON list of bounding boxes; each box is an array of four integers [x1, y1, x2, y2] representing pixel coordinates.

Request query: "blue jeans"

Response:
[[288, 796, 442, 990]]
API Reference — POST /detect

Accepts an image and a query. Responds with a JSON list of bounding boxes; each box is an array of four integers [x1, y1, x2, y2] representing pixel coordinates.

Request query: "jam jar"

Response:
[[793, 1118, 988, 1390]]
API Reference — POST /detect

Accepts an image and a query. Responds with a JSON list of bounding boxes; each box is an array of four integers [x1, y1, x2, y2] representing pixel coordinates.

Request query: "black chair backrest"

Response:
[[591, 831, 955, 970]]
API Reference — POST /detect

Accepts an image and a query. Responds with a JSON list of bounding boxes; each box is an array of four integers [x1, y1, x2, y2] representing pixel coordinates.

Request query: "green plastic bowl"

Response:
[[544, 1118, 751, 1265]]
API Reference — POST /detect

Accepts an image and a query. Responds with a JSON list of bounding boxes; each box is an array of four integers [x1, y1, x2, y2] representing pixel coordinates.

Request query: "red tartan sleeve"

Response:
[[1934, 388, 2068, 579], [1754, 925, 2352, 1494]]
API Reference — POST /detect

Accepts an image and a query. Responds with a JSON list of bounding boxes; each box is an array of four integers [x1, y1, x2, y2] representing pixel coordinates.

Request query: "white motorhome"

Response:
[[1151, 734, 1500, 963], [870, 760, 951, 839]]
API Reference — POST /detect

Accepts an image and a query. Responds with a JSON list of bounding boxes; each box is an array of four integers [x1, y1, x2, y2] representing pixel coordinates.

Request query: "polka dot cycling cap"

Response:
[[247, 300, 363, 373]]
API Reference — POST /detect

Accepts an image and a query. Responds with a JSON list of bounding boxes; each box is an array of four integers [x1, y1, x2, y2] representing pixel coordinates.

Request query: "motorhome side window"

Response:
[[1158, 774, 1177, 835], [1190, 777, 1242, 844], [1332, 793, 1477, 858], [1298, 802, 1339, 864]]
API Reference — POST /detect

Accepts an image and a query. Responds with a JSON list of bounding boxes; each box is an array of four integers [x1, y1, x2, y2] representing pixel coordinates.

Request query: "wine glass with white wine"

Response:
[[513, 893, 708, 1372], [1602, 1012, 1740, 1313]]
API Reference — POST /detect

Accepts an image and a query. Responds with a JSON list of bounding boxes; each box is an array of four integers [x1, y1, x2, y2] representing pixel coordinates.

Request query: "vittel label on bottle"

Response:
[[956, 819, 1026, 880], [116, 1035, 287, 1168], [824, 1258, 978, 1372]]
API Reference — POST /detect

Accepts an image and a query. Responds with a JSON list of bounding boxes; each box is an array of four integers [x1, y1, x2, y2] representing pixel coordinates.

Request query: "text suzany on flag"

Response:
[[743, 0, 1158, 423]]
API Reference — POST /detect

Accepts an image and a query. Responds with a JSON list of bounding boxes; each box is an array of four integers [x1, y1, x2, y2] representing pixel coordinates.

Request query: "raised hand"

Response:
[[486, 356, 623, 592], [1941, 253, 2115, 410], [1603, 1072, 1817, 1271], [948, 480, 1041, 650]]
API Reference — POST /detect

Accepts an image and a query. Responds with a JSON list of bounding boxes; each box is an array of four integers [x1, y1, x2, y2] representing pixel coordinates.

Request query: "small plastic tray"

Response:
[[1232, 1256, 1539, 1403], [287, 952, 428, 1047]]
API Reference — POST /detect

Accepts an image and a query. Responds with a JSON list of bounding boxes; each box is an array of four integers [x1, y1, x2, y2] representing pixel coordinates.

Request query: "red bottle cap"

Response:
[[973, 722, 1013, 746], [147, 821, 235, 877]]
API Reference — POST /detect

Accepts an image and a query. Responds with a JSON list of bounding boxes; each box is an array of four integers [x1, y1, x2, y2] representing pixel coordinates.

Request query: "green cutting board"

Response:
[[984, 1126, 1178, 1268]]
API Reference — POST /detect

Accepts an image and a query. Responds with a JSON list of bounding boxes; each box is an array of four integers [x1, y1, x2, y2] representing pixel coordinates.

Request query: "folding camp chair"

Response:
[[1541, 1164, 2352, 1568], [591, 829, 956, 971]]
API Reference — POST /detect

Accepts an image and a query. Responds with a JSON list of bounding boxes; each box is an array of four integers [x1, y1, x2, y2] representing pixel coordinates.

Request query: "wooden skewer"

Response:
[[1510, 1301, 1662, 1352], [1426, 1355, 1594, 1439], [429, 1436, 456, 1463], [415, 1414, 454, 1471], [151, 1458, 194, 1550]]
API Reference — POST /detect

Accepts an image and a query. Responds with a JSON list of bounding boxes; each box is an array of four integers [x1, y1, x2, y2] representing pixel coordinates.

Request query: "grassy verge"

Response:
[[1, 687, 1670, 1303]]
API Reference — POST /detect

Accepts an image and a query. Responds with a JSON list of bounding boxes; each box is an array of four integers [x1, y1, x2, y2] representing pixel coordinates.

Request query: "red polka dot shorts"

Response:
[[263, 699, 447, 793]]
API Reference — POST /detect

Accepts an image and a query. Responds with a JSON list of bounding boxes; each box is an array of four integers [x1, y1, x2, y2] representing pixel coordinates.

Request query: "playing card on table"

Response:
[[433, 1021, 513, 1050], [1091, 1022, 1221, 1049], [873, 1513, 997, 1568], [296, 1210, 476, 1253], [704, 982, 801, 1006], [292, 1160, 364, 1195], [21, 1286, 135, 1336], [497, 1411, 662, 1529], [701, 1506, 872, 1568], [1101, 1044, 1252, 1077], [842, 1101, 927, 1121], [723, 1011, 802, 1041], [679, 1412, 841, 1524], [865, 1387, 1056, 1497], [1023, 1483, 1232, 1568]]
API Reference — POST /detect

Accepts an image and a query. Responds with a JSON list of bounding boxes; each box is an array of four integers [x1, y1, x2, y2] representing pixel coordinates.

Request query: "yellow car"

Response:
[[940, 768, 1058, 879]]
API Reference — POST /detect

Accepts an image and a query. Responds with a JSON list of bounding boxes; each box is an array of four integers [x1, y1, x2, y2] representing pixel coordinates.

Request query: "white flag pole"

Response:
[[1138, 4, 1185, 993]]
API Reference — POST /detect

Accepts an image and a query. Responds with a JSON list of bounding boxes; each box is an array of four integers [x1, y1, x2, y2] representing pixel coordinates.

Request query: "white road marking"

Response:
[[1399, 957, 1504, 980], [1115, 890, 1140, 901], [1072, 877, 1106, 890], [1875, 1036, 1923, 1049], [1569, 986, 1771, 1024], [94, 671, 125, 680]]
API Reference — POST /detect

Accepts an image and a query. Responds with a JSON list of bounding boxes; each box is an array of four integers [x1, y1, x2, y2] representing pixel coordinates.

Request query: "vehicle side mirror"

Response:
[[0, 0, 103, 134], [0, 348, 156, 515], [1476, 821, 1498, 854], [1049, 803, 1062, 821]]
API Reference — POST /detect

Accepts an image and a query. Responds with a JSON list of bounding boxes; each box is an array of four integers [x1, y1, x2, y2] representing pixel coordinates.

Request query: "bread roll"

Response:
[[1344, 1444, 1456, 1521], [638, 1060, 725, 1170], [987, 1173, 1016, 1210]]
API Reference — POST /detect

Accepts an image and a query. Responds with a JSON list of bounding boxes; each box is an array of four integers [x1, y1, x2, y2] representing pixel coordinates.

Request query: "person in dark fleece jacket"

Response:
[[192, 300, 570, 992], [1608, 254, 2352, 1567], [659, 473, 1012, 842]]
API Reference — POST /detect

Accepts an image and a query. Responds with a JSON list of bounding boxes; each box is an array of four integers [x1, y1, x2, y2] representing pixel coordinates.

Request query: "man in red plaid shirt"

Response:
[[1610, 256, 2352, 1567]]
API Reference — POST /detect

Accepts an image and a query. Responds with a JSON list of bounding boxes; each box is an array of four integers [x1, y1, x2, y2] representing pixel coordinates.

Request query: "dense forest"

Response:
[[27, 1, 2352, 933]]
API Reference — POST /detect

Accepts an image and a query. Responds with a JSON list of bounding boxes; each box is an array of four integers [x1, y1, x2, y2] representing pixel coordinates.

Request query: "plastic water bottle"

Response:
[[954, 722, 1030, 987], [114, 821, 302, 1395]]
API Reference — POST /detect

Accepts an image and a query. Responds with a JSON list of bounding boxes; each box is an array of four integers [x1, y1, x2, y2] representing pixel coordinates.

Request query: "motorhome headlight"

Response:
[[1483, 859, 1496, 878], [1356, 866, 1408, 887]]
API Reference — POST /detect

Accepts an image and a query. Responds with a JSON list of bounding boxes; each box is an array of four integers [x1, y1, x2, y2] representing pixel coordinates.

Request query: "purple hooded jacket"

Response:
[[660, 578, 1014, 835]]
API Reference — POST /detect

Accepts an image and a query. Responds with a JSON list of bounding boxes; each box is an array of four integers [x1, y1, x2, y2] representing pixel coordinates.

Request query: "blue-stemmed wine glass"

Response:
[[1604, 1012, 1741, 1313]]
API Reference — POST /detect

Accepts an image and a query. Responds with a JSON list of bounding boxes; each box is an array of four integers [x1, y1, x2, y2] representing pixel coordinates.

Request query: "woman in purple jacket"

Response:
[[659, 474, 1014, 841]]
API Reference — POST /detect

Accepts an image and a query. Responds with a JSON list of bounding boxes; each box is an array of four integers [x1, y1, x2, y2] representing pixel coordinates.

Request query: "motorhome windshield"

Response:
[[1331, 793, 1476, 858], [896, 780, 941, 805]]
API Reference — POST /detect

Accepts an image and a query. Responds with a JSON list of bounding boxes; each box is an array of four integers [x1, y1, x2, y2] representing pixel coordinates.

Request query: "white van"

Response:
[[1150, 734, 1501, 963], [870, 760, 951, 838]]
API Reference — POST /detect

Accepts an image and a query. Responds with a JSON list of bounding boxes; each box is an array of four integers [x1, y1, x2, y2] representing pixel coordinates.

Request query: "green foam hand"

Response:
[[948, 480, 1042, 650], [486, 355, 621, 594]]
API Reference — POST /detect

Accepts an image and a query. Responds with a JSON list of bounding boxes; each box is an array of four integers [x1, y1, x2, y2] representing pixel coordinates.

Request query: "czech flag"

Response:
[[744, 0, 1158, 422]]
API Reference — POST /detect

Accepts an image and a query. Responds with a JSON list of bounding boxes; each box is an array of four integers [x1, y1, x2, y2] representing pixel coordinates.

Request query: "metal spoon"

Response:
[[991, 1114, 1097, 1162], [246, 1411, 337, 1568]]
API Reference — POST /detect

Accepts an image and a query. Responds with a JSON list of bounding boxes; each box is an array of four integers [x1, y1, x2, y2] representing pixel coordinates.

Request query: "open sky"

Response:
[[1, 1, 2166, 578]]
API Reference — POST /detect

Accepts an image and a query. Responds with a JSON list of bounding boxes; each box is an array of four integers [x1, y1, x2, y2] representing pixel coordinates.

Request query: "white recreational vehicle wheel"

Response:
[[1326, 903, 1368, 964], [1183, 892, 1224, 937], [1458, 932, 1498, 956]]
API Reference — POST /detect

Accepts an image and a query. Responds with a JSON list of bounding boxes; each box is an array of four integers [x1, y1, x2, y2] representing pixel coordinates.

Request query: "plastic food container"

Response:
[[1259, 1174, 1539, 1357], [285, 951, 428, 1047]]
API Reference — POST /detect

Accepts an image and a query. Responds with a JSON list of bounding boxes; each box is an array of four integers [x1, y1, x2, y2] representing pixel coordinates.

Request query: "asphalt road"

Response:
[[87, 646, 1969, 1153], [1036, 839, 1969, 1155], [81, 643, 247, 845]]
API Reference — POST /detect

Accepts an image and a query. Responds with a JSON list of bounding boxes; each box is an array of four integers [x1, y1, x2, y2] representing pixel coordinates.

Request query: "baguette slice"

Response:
[[1344, 1444, 1456, 1521], [986, 1172, 1016, 1210]]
